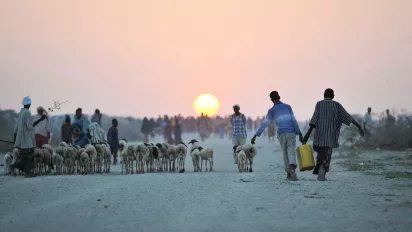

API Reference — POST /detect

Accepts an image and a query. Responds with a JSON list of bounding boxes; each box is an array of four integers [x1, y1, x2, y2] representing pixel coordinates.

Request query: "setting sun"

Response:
[[193, 94, 220, 116]]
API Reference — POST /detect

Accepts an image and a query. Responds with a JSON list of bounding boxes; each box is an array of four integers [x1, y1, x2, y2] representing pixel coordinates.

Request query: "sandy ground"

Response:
[[1, 133, 412, 232]]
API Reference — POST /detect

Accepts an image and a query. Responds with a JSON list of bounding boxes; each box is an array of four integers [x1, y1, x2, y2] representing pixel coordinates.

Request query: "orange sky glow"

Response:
[[0, 0, 411, 119]]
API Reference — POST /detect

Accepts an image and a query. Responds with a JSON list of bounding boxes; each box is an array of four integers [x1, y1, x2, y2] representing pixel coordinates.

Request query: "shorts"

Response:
[[232, 136, 246, 146]]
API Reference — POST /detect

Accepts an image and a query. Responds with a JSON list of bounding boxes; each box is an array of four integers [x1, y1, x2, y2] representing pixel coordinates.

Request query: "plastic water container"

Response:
[[296, 144, 315, 171]]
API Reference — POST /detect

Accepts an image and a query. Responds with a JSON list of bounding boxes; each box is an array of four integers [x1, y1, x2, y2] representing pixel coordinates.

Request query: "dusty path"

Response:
[[1, 134, 411, 232]]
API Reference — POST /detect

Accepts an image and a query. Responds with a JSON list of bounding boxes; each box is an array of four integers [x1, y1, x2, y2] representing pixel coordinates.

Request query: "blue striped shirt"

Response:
[[255, 101, 301, 137]]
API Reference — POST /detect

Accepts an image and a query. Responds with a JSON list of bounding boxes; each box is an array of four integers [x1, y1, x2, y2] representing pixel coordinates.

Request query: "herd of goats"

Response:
[[3, 139, 258, 176]]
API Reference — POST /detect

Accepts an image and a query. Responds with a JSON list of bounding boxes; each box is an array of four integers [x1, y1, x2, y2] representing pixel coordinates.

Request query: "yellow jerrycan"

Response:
[[296, 144, 315, 171]]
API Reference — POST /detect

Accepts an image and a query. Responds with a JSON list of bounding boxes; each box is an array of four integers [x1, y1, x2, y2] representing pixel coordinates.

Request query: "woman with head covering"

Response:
[[34, 106, 51, 147], [87, 122, 107, 144]]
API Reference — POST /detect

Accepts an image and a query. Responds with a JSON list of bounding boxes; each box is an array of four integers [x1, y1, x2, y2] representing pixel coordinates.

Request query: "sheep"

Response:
[[176, 142, 187, 173], [33, 147, 45, 175], [125, 145, 137, 174], [119, 139, 127, 164], [73, 145, 82, 173], [236, 150, 247, 172], [63, 146, 77, 174], [11, 148, 22, 176], [119, 139, 127, 153], [156, 143, 169, 172], [79, 151, 90, 174], [94, 144, 105, 173], [41, 144, 54, 174], [120, 144, 133, 174], [190, 148, 201, 172], [197, 146, 214, 172], [150, 144, 162, 172], [240, 143, 257, 172], [135, 143, 149, 173], [4, 152, 13, 175], [102, 143, 112, 173], [52, 152, 64, 175], [188, 139, 200, 154], [143, 143, 154, 173], [85, 144, 97, 174], [167, 144, 178, 172]]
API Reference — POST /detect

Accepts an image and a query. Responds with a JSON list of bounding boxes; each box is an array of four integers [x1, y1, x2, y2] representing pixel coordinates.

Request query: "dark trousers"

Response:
[[313, 146, 333, 174], [11, 148, 34, 172]]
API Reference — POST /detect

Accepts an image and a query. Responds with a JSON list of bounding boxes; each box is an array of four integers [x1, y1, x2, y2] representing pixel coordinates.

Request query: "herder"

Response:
[[11, 96, 47, 177]]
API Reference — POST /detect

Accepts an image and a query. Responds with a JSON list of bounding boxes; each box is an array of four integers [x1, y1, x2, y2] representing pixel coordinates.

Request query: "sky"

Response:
[[0, 0, 411, 120]]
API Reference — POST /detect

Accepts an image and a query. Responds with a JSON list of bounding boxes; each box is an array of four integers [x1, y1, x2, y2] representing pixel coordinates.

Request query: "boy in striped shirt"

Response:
[[302, 88, 364, 181]]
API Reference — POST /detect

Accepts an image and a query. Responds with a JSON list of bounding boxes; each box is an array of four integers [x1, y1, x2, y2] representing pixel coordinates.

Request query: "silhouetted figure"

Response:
[[108, 119, 120, 165], [174, 117, 182, 144], [141, 117, 151, 143], [61, 115, 72, 144]]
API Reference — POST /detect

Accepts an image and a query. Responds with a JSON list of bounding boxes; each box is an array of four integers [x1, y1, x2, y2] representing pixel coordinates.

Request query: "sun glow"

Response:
[[193, 94, 220, 117]]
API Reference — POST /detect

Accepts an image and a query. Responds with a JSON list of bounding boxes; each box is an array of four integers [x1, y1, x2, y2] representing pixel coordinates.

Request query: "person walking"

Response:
[[107, 119, 120, 164], [11, 96, 47, 177], [141, 117, 151, 143], [61, 115, 73, 144], [173, 116, 183, 144], [302, 88, 364, 181], [34, 106, 51, 147], [231, 104, 247, 163], [363, 107, 374, 143], [251, 91, 303, 181]]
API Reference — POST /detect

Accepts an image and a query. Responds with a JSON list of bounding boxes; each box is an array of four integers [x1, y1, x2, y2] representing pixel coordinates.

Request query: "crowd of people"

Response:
[[9, 89, 399, 180]]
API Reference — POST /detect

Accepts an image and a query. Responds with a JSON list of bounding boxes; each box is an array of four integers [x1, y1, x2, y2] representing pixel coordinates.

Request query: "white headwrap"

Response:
[[21, 96, 32, 105]]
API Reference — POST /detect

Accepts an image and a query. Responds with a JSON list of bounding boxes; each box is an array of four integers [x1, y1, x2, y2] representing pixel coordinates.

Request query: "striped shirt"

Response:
[[255, 101, 301, 137], [231, 113, 247, 138], [309, 99, 353, 148]]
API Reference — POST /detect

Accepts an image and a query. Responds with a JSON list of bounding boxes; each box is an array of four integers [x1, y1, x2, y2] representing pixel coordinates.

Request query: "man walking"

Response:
[[363, 107, 374, 143], [231, 104, 247, 163], [11, 96, 47, 177], [107, 119, 120, 164], [302, 88, 364, 181], [251, 91, 303, 181]]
